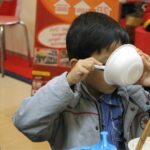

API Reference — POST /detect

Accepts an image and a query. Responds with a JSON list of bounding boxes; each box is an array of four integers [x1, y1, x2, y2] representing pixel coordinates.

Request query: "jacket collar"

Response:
[[118, 85, 150, 112], [80, 82, 121, 106]]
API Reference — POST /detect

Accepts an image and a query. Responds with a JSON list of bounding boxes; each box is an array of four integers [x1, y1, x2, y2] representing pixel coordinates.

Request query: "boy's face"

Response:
[[85, 42, 121, 95]]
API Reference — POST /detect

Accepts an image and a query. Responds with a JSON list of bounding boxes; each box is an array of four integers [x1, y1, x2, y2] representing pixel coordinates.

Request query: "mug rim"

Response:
[[103, 44, 143, 85]]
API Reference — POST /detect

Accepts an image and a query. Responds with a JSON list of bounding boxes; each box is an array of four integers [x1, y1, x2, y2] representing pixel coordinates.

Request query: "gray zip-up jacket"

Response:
[[13, 72, 150, 150]]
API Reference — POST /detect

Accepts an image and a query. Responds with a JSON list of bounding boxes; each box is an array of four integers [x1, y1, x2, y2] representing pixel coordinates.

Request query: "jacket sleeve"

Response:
[[13, 72, 76, 142]]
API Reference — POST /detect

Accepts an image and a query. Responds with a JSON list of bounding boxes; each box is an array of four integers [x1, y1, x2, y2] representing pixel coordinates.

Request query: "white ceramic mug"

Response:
[[128, 137, 150, 150], [95, 44, 144, 86]]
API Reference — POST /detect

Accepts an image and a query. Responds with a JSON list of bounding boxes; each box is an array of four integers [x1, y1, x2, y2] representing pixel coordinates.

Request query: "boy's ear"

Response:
[[70, 58, 78, 68]]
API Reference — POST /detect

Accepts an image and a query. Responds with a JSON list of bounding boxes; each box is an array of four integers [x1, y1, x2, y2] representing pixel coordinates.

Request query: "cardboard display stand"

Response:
[[32, 0, 119, 95]]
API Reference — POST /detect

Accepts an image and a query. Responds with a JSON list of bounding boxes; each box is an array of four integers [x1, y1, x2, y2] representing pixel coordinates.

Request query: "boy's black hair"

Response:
[[66, 12, 129, 60]]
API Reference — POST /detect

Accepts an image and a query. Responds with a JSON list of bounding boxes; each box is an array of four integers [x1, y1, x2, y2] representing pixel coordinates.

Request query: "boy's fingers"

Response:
[[73, 68, 89, 82], [137, 49, 149, 60], [82, 62, 95, 71], [91, 57, 102, 65], [143, 53, 150, 60], [85, 57, 102, 65], [82, 58, 102, 71], [136, 48, 143, 52], [137, 50, 150, 66], [142, 53, 150, 63]]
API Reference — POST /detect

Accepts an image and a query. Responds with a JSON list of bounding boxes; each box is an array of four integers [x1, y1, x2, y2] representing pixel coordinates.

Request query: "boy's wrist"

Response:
[[67, 73, 75, 86]]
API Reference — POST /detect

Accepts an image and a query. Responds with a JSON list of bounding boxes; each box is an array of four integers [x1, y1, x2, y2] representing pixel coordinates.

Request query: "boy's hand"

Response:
[[137, 50, 150, 87], [67, 57, 102, 86]]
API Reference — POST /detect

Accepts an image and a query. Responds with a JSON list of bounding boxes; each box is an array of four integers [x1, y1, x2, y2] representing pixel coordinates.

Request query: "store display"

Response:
[[33, 0, 120, 94]]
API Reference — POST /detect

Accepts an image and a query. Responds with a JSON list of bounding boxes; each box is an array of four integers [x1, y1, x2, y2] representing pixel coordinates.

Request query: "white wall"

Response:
[[5, 0, 36, 57]]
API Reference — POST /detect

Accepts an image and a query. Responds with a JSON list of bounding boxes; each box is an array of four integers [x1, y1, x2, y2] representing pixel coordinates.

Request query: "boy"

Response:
[[13, 12, 150, 150]]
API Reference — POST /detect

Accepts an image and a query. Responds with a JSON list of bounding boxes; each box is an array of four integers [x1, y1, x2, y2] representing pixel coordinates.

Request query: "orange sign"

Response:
[[41, 0, 120, 23]]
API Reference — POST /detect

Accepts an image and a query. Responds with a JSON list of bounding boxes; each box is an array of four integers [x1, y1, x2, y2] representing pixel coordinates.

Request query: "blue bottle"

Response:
[[91, 131, 117, 150], [70, 131, 117, 150]]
